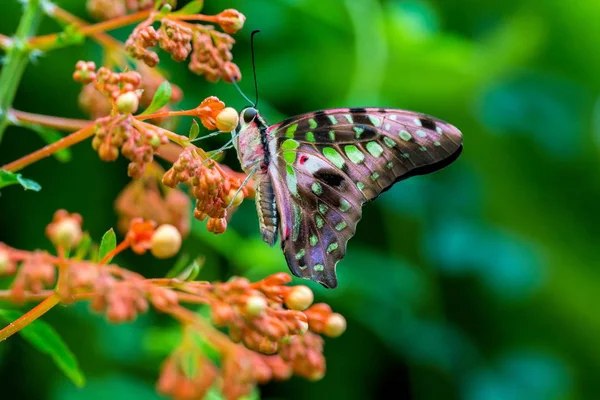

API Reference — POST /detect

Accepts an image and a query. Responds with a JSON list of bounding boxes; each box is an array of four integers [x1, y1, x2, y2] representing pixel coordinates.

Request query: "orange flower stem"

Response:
[[29, 9, 152, 50], [10, 109, 91, 131], [0, 292, 60, 342], [0, 290, 53, 301], [168, 15, 219, 23], [99, 239, 131, 265], [49, 6, 124, 53], [135, 108, 200, 121], [1, 123, 96, 172]]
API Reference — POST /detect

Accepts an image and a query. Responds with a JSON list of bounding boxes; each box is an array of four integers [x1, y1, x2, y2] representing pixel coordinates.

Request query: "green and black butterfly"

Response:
[[233, 106, 463, 288]]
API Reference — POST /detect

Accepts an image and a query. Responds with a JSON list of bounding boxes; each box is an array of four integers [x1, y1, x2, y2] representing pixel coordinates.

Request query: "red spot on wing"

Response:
[[299, 155, 308, 164], [284, 226, 290, 238]]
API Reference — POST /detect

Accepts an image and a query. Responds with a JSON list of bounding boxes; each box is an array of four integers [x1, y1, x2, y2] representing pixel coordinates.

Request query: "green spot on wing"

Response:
[[286, 123, 298, 138], [386, 161, 393, 169], [319, 203, 329, 214], [281, 139, 300, 150], [328, 115, 338, 124], [353, 126, 364, 139], [309, 119, 318, 129], [368, 115, 382, 127], [286, 166, 298, 197], [416, 129, 427, 138], [366, 141, 384, 157], [339, 199, 351, 212], [357, 182, 365, 191], [311, 182, 323, 195], [306, 132, 315, 142], [327, 243, 339, 254], [383, 137, 396, 148], [344, 114, 353, 123], [314, 264, 324, 272], [295, 249, 306, 260], [292, 204, 301, 241], [344, 145, 364, 164], [434, 141, 441, 146], [315, 215, 324, 229], [399, 130, 412, 141], [335, 221, 347, 231], [371, 172, 380, 181], [310, 235, 319, 246], [323, 147, 346, 169], [329, 130, 336, 140], [283, 151, 296, 164]]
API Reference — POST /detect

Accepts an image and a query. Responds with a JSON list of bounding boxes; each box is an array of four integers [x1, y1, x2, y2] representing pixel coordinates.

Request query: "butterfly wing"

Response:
[[267, 108, 463, 288]]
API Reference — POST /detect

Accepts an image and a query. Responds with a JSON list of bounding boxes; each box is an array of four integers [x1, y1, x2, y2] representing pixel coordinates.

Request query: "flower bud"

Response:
[[116, 91, 139, 114], [284, 285, 314, 311], [151, 224, 182, 258], [245, 294, 267, 317], [324, 313, 347, 338], [215, 107, 239, 132], [217, 9, 246, 34]]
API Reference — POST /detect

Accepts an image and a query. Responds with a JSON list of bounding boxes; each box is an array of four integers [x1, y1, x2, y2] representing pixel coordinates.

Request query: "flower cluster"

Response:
[[87, 0, 176, 21], [1, 210, 347, 399], [157, 273, 346, 399], [91, 114, 169, 178], [163, 147, 250, 234], [76, 61, 182, 120], [125, 9, 244, 82], [115, 164, 191, 238]]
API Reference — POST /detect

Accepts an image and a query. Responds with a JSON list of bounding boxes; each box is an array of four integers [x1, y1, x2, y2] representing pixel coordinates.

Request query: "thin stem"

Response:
[[0, 290, 53, 301], [1, 124, 96, 172], [49, 6, 123, 53], [0, 293, 60, 342], [99, 239, 131, 264], [30, 9, 152, 51], [0, 0, 43, 144], [168, 15, 219, 23], [10, 109, 91, 131]]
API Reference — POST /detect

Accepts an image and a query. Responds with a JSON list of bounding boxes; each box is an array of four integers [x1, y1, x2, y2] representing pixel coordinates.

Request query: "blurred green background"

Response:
[[0, 0, 598, 399]]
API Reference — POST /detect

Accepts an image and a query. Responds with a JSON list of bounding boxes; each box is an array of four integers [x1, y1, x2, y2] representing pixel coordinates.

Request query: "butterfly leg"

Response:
[[226, 161, 259, 209], [190, 130, 227, 142]]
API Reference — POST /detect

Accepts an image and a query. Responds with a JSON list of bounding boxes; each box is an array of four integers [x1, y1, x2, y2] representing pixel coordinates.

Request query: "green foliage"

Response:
[[0, 0, 598, 399], [140, 81, 172, 116], [0, 169, 41, 191], [0, 309, 85, 387], [98, 228, 116, 263]]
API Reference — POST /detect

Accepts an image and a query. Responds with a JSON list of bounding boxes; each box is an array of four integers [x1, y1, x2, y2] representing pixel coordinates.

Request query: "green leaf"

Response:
[[0, 169, 41, 191], [0, 309, 85, 387], [139, 81, 172, 116], [173, 0, 204, 15], [176, 257, 204, 281], [189, 120, 200, 140], [98, 228, 117, 263], [165, 253, 191, 278], [20, 122, 71, 162]]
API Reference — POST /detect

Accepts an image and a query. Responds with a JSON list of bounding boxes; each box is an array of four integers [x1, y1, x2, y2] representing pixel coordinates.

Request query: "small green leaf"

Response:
[[189, 120, 200, 140], [0, 309, 85, 387], [173, 0, 204, 15], [98, 228, 117, 263], [140, 81, 172, 116], [179, 352, 198, 379], [20, 122, 72, 162], [176, 258, 203, 282], [166, 253, 191, 278], [0, 170, 41, 191]]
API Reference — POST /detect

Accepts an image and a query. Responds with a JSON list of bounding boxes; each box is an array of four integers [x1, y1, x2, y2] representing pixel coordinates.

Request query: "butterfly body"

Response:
[[234, 107, 463, 288]]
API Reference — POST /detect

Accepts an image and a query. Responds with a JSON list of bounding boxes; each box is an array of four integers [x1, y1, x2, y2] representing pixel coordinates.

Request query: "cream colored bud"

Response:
[[151, 224, 182, 259]]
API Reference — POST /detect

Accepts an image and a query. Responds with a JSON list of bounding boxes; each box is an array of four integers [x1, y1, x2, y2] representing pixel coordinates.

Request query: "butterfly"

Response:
[[233, 106, 463, 288]]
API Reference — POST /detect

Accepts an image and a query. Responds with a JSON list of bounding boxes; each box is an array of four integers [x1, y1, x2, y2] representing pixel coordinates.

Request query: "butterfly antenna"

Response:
[[250, 29, 260, 107], [231, 79, 254, 106]]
